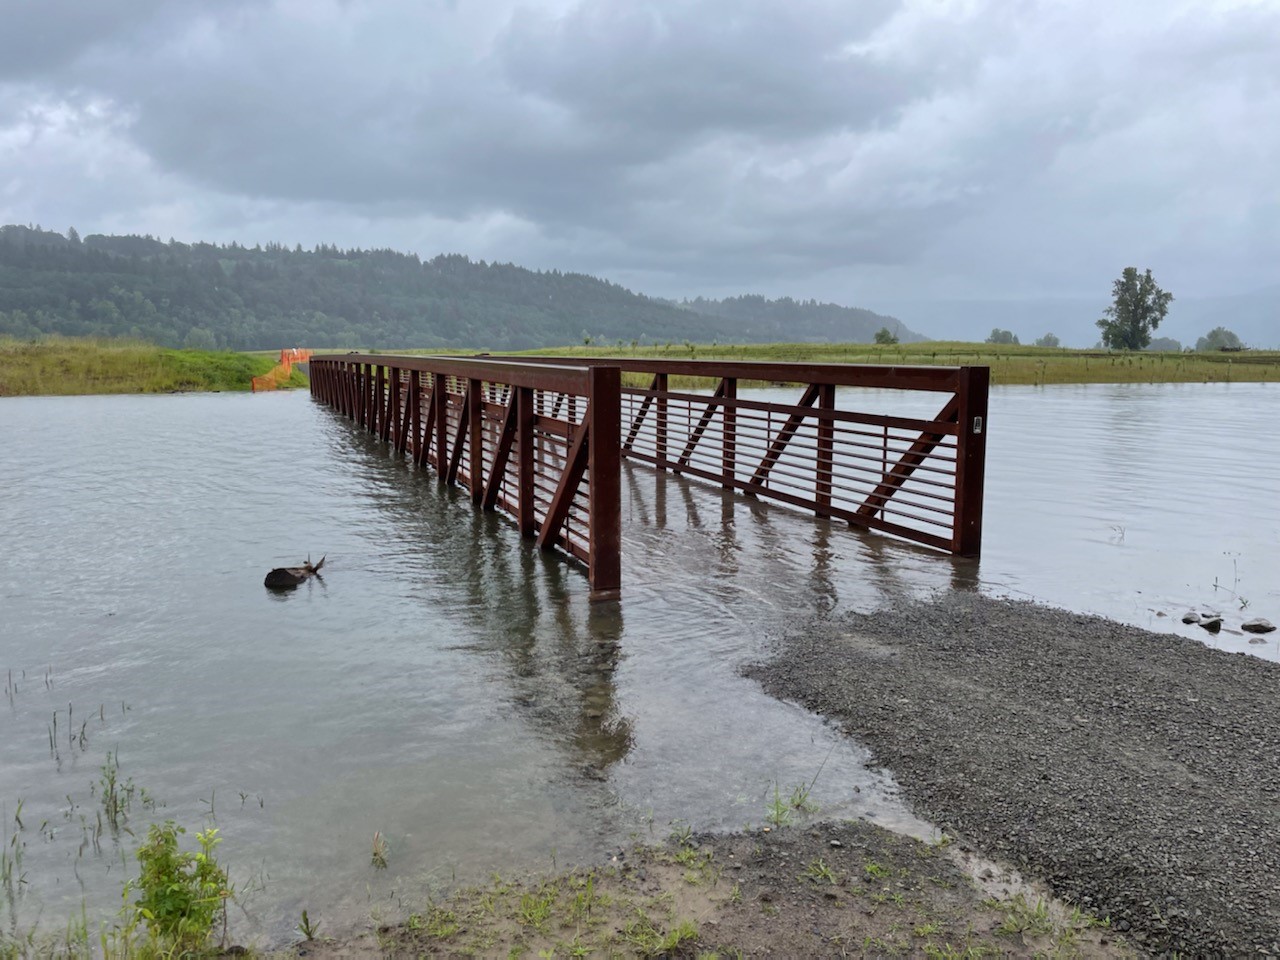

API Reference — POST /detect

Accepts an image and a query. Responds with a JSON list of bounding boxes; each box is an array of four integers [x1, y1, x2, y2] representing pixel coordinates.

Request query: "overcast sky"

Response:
[[1, 0, 1277, 310]]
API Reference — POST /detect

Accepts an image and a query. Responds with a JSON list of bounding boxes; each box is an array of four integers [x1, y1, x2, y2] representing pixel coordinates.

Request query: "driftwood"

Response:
[[264, 555, 326, 589]]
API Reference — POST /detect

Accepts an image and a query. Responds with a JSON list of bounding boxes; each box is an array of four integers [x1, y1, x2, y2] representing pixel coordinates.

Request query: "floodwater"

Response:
[[1, 382, 1276, 943]]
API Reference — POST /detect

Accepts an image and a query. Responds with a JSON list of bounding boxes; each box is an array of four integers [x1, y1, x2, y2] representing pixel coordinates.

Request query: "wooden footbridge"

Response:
[[309, 354, 989, 600]]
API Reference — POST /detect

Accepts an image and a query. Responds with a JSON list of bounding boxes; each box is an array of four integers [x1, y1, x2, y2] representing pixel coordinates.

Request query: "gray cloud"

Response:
[[499, 1, 908, 141], [1, 0, 1278, 329], [0, 0, 168, 79]]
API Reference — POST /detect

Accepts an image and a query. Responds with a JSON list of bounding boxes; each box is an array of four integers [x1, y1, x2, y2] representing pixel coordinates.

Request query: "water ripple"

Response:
[[1, 383, 1276, 941]]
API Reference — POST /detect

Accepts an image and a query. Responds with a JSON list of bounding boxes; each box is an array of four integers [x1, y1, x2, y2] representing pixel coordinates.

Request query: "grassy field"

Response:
[[503, 341, 1280, 386], [0, 338, 308, 397], [7, 338, 1278, 397]]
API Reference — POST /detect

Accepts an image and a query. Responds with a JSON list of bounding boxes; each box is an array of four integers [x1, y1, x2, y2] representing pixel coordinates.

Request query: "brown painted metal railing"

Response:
[[310, 355, 621, 599], [311, 354, 989, 597], [504, 357, 989, 557]]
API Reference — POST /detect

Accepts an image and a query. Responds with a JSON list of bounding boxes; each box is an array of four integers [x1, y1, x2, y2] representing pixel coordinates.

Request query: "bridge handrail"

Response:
[[311, 354, 594, 394], [485, 355, 964, 391]]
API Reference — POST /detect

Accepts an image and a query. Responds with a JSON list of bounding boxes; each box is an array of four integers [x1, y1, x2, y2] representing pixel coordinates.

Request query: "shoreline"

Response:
[[745, 592, 1280, 956], [17, 594, 1266, 955], [289, 820, 1130, 959]]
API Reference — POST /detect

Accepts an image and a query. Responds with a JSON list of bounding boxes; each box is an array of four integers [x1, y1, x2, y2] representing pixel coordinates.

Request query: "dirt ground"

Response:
[[292, 818, 1131, 958]]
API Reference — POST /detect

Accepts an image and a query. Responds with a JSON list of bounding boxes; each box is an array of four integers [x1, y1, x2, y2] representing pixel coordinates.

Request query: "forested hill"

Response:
[[0, 225, 918, 350], [676, 295, 923, 344]]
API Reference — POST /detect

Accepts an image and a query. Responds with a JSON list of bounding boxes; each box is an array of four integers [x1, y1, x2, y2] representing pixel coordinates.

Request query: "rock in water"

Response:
[[1242, 618, 1276, 634], [1181, 612, 1200, 624], [1198, 615, 1223, 633]]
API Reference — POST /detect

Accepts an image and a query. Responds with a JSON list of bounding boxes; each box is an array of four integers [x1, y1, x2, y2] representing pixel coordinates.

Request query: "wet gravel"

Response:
[[746, 593, 1280, 957]]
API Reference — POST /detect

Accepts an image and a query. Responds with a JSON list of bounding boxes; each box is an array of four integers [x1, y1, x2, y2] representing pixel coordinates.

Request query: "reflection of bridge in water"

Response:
[[330, 411, 980, 794], [310, 354, 989, 599]]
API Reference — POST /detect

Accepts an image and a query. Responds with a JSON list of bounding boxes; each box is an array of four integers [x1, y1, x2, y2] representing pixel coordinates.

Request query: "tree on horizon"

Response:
[[1097, 268, 1172, 350]]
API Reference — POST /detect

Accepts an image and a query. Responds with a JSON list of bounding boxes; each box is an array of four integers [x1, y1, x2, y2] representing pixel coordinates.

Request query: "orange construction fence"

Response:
[[252, 348, 314, 393]]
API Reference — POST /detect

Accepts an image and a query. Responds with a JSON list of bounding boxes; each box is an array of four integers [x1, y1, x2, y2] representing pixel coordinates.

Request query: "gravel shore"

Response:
[[745, 593, 1280, 957]]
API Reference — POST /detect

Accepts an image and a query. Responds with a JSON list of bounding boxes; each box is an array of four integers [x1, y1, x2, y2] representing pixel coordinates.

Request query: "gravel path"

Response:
[[745, 593, 1280, 957]]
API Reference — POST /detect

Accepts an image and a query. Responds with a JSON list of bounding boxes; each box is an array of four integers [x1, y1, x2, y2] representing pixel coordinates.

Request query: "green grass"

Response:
[[500, 340, 1280, 387], [803, 858, 840, 885], [0, 337, 308, 397], [17, 336, 1271, 398]]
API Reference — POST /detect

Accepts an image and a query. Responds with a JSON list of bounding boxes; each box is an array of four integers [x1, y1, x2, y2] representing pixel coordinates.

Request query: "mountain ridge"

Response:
[[0, 224, 919, 351]]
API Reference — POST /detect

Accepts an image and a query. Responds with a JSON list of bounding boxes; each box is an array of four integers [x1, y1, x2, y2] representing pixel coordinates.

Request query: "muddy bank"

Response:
[[295, 819, 1126, 958], [745, 593, 1280, 956]]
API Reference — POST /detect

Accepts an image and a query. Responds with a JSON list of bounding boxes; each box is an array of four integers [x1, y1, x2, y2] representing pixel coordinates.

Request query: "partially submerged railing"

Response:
[[310, 355, 621, 599], [505, 358, 989, 557], [311, 353, 989, 597]]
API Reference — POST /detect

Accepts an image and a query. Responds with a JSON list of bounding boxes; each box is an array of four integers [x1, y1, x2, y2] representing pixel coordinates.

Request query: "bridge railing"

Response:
[[498, 357, 988, 557], [310, 354, 621, 599], [311, 353, 989, 597]]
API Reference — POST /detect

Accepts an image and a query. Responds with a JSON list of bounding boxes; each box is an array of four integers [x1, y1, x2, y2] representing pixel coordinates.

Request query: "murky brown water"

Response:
[[1, 382, 1276, 943]]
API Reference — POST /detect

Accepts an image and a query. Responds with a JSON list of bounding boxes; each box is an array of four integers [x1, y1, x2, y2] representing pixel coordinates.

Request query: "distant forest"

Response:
[[0, 225, 919, 351]]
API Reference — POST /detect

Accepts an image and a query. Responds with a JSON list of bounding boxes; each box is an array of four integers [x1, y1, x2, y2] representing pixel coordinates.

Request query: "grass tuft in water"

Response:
[[370, 832, 389, 870]]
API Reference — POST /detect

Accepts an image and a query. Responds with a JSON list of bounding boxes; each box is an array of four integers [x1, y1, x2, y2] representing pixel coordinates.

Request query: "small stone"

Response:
[[830, 839, 843, 847], [1242, 618, 1276, 634], [1182, 612, 1200, 624]]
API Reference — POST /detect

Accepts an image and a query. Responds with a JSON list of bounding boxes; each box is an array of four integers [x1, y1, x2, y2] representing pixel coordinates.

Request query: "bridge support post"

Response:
[[816, 383, 836, 516], [467, 377, 484, 503], [952, 366, 989, 557], [588, 365, 621, 601], [433, 373, 448, 479], [516, 386, 536, 537]]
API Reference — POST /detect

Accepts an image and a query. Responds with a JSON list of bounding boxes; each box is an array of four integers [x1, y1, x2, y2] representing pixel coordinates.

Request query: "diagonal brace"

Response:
[[482, 398, 520, 510], [856, 395, 959, 517], [446, 389, 470, 485], [749, 382, 821, 487], [623, 374, 661, 451], [675, 379, 727, 471], [416, 387, 437, 468], [536, 422, 589, 550]]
